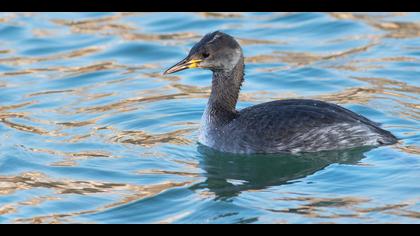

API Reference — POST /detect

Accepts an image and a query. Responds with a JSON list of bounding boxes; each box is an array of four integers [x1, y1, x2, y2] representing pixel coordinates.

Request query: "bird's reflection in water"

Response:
[[192, 145, 373, 200]]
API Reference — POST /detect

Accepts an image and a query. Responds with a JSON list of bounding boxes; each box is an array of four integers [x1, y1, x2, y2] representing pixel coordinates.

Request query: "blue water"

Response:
[[0, 12, 419, 224]]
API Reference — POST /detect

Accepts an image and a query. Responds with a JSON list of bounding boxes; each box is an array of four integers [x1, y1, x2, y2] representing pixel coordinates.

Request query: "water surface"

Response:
[[0, 12, 419, 224]]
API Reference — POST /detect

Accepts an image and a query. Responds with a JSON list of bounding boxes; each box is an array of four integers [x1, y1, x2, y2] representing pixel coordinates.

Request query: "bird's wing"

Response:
[[229, 99, 380, 152]]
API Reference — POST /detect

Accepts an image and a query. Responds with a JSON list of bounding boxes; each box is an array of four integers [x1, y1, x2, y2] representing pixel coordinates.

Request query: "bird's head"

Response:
[[163, 31, 243, 75]]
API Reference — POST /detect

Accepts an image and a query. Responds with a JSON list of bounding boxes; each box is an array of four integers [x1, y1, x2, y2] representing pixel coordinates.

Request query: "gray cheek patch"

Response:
[[224, 48, 243, 71]]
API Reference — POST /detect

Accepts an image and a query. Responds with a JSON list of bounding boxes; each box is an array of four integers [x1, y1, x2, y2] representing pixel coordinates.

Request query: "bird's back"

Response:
[[209, 99, 397, 153]]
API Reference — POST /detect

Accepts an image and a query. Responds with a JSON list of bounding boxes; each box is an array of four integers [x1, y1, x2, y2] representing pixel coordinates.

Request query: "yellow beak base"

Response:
[[163, 58, 203, 75]]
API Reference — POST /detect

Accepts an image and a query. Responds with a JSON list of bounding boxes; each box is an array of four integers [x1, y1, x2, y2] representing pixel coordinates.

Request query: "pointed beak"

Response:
[[163, 57, 202, 75]]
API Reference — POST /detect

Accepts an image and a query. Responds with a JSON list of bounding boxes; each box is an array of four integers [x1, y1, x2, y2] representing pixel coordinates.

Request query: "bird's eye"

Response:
[[202, 52, 210, 58]]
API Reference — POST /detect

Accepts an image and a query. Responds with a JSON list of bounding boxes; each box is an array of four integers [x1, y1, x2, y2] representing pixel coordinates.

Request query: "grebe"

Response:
[[164, 31, 397, 154]]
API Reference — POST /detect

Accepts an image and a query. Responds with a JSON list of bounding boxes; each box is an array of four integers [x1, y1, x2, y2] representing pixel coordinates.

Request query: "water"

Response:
[[0, 12, 419, 224]]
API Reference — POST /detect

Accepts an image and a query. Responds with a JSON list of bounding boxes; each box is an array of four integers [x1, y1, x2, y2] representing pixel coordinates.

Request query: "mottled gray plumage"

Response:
[[164, 31, 398, 154]]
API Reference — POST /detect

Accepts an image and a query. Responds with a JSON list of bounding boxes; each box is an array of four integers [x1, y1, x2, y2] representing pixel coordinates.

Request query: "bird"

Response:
[[163, 31, 398, 154]]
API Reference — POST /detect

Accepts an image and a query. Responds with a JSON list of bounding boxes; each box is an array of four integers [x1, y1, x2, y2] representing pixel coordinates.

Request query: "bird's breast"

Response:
[[198, 106, 216, 147]]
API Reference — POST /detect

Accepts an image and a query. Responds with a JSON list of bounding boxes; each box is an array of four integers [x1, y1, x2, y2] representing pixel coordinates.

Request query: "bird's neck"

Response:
[[205, 57, 245, 125]]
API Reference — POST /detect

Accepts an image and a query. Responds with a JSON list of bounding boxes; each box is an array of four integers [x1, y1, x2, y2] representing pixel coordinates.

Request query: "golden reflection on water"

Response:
[[330, 12, 420, 39], [0, 119, 59, 136], [113, 128, 195, 147], [248, 41, 378, 67], [395, 145, 420, 155], [136, 169, 200, 178], [267, 195, 420, 222], [51, 13, 136, 35], [0, 171, 196, 223], [0, 62, 130, 78], [76, 93, 189, 114], [0, 13, 17, 24], [0, 47, 103, 66], [122, 32, 199, 42], [198, 12, 243, 19], [22, 146, 115, 166], [269, 196, 369, 219], [391, 209, 420, 219]]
